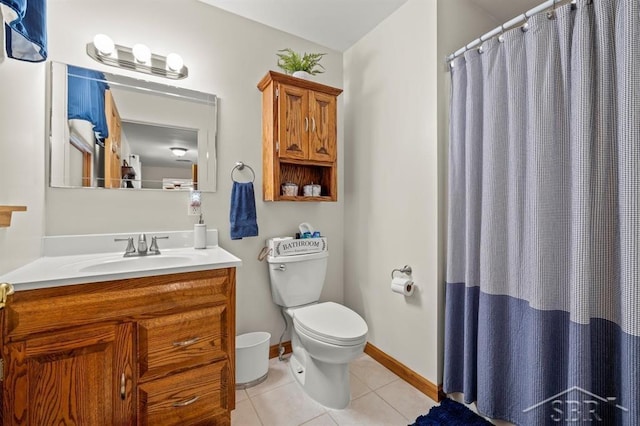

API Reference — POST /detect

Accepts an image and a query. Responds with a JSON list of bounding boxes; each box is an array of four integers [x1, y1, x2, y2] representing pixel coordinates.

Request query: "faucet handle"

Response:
[[149, 236, 169, 254], [114, 237, 136, 256]]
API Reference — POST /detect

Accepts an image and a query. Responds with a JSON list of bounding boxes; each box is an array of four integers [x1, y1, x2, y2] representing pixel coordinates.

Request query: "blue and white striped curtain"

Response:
[[444, 0, 639, 424]]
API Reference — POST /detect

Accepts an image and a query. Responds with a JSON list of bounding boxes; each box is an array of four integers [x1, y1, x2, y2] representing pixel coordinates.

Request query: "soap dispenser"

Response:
[[194, 214, 207, 249]]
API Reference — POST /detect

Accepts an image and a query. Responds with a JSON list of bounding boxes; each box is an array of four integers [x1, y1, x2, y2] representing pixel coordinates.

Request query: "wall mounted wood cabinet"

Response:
[[258, 71, 342, 201], [1, 268, 236, 425]]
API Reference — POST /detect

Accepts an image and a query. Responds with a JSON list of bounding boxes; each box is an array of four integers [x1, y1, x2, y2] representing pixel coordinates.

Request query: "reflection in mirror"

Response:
[[49, 62, 217, 191]]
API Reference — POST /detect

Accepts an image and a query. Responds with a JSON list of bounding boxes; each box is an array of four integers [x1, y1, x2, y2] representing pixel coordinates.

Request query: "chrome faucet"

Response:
[[137, 234, 148, 255], [114, 234, 169, 257]]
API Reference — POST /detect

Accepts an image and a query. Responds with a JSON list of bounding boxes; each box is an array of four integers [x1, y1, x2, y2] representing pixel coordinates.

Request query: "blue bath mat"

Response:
[[410, 398, 493, 425]]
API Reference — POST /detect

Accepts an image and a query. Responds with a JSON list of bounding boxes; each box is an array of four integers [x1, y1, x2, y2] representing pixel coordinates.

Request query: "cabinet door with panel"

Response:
[[1, 268, 236, 425], [258, 71, 342, 202], [308, 90, 337, 162], [2, 323, 135, 425], [278, 83, 309, 160]]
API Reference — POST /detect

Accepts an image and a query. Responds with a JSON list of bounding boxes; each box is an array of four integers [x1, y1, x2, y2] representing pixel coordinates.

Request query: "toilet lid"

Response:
[[293, 302, 368, 346]]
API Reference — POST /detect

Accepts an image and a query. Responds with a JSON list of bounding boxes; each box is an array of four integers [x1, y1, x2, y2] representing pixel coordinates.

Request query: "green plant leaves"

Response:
[[276, 48, 326, 75]]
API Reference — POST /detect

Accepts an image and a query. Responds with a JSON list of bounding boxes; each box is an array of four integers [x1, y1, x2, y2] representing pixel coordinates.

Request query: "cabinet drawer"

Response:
[[138, 361, 229, 425], [138, 306, 227, 379]]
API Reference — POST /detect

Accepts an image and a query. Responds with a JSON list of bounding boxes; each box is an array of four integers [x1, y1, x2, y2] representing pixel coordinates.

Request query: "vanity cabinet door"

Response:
[[2, 322, 135, 425]]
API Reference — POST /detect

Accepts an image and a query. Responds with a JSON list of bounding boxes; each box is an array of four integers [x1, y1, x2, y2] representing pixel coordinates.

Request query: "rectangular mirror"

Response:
[[49, 62, 217, 191]]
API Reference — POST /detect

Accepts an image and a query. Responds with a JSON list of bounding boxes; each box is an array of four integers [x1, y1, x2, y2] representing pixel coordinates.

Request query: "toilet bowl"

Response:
[[287, 302, 367, 408], [266, 249, 368, 409]]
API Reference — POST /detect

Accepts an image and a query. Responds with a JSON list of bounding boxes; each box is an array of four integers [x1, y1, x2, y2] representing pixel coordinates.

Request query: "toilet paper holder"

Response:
[[391, 265, 412, 278]]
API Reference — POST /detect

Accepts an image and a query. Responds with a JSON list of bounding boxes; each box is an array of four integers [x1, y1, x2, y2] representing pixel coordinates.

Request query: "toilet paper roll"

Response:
[[391, 277, 415, 296]]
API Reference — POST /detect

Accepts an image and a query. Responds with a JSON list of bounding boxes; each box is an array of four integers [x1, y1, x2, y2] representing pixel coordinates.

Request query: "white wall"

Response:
[[1, 0, 345, 346], [0, 59, 46, 274], [343, 0, 498, 386], [343, 0, 440, 383]]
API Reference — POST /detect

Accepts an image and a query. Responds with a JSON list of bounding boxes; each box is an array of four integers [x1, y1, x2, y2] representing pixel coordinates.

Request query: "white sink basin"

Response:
[[78, 255, 196, 274], [0, 230, 243, 292]]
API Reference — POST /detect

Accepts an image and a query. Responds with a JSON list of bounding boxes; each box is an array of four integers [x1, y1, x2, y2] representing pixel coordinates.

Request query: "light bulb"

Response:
[[93, 34, 114, 56], [166, 53, 184, 71], [132, 43, 151, 64]]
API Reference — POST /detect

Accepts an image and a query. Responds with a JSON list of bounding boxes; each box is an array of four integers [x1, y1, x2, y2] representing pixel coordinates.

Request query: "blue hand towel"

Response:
[[230, 182, 259, 240], [2, 0, 47, 62]]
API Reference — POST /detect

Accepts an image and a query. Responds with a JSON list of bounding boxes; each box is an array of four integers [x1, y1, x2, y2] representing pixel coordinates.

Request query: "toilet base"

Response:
[[289, 350, 351, 409]]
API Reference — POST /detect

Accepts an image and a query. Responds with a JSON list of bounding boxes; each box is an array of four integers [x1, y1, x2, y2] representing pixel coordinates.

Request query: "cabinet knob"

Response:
[[120, 373, 126, 400], [0, 282, 15, 310], [304, 117, 309, 131]]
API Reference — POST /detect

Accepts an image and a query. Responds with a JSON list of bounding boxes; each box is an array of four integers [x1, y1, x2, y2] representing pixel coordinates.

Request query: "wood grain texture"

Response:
[[2, 268, 236, 424], [104, 90, 122, 189], [261, 79, 277, 201], [0, 206, 27, 228], [308, 91, 337, 163], [257, 71, 343, 97], [227, 268, 236, 411], [138, 362, 227, 426], [278, 84, 309, 161], [258, 71, 340, 202], [4, 270, 229, 341], [364, 342, 443, 402], [3, 323, 134, 425], [138, 306, 227, 382]]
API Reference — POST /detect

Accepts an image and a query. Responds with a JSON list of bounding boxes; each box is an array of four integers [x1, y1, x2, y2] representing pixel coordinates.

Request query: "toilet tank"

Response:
[[267, 251, 328, 307]]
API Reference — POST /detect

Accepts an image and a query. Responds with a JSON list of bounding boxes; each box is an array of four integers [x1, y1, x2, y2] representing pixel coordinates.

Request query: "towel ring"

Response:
[[231, 161, 255, 183]]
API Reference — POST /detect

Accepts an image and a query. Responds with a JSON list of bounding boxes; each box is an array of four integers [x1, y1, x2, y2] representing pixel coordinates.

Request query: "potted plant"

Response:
[[276, 48, 326, 79]]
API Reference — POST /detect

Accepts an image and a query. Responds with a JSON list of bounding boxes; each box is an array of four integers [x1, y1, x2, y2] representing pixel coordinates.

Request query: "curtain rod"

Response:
[[446, 0, 577, 64]]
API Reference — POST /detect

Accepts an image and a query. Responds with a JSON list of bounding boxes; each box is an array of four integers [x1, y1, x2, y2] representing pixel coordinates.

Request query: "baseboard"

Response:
[[269, 341, 292, 359], [365, 342, 444, 402], [269, 340, 443, 402]]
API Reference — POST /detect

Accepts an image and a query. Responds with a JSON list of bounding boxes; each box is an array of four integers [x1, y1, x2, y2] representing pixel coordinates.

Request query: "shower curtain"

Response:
[[443, 0, 639, 425]]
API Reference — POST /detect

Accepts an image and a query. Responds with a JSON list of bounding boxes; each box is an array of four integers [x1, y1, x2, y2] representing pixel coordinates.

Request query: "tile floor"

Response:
[[232, 353, 439, 426]]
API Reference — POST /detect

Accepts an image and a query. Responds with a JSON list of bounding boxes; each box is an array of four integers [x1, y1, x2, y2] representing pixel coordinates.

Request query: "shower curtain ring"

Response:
[[498, 24, 505, 43]]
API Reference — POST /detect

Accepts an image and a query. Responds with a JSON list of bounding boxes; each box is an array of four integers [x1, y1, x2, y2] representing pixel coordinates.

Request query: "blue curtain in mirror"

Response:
[[67, 65, 110, 142]]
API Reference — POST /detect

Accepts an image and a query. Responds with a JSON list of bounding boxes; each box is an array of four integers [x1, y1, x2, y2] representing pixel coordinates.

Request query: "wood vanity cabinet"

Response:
[[0, 268, 236, 425], [258, 71, 342, 201]]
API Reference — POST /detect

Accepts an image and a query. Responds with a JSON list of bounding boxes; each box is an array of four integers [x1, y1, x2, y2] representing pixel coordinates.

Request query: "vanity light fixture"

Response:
[[86, 34, 188, 79], [170, 147, 188, 157]]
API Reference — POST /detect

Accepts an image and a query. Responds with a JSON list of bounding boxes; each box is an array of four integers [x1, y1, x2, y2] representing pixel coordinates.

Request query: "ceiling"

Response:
[[197, 0, 545, 52], [121, 122, 198, 169]]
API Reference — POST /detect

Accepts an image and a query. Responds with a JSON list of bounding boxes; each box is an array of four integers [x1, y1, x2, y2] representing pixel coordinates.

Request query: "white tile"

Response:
[[236, 388, 248, 403], [245, 357, 294, 397], [231, 399, 262, 426], [349, 355, 400, 390], [302, 413, 338, 426], [349, 373, 371, 400], [375, 379, 438, 422], [251, 382, 326, 426], [328, 392, 407, 426]]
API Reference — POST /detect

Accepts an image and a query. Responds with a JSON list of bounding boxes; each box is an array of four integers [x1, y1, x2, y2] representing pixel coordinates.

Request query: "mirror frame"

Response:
[[48, 61, 218, 191]]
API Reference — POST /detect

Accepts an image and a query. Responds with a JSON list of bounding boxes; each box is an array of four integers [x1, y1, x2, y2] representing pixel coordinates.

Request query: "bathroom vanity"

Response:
[[0, 231, 240, 425]]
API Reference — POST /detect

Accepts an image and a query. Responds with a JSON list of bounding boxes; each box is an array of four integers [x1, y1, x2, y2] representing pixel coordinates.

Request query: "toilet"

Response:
[[267, 250, 368, 409]]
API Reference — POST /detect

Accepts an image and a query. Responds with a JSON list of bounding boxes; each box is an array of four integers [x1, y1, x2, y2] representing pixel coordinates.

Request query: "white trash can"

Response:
[[236, 332, 271, 389]]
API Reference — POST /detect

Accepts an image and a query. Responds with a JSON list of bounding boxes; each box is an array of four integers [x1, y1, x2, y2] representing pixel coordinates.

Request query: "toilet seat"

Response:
[[292, 302, 368, 346]]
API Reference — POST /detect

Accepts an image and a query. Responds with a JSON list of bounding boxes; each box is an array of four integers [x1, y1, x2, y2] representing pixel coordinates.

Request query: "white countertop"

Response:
[[0, 230, 242, 292]]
